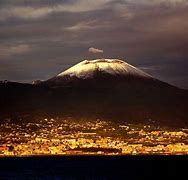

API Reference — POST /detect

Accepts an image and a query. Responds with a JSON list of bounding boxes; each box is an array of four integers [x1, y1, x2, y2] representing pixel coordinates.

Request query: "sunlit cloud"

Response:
[[0, 6, 53, 20], [0, 44, 32, 59], [88, 47, 104, 54], [64, 21, 96, 32], [124, 0, 188, 6], [64, 20, 112, 33], [0, 0, 113, 21]]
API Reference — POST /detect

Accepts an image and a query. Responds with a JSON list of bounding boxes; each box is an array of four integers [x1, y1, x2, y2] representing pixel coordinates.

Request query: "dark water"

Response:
[[0, 156, 186, 179]]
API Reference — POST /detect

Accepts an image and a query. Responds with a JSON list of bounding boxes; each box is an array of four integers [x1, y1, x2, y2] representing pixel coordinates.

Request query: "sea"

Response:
[[0, 155, 186, 179]]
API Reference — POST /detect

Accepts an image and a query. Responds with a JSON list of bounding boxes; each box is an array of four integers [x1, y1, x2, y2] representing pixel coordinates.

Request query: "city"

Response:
[[0, 118, 188, 156]]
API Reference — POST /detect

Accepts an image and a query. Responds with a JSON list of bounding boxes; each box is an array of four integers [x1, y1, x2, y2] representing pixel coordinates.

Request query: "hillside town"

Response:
[[0, 118, 188, 156]]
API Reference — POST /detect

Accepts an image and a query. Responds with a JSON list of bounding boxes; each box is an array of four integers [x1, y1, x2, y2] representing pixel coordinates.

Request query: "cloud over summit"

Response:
[[89, 47, 104, 54]]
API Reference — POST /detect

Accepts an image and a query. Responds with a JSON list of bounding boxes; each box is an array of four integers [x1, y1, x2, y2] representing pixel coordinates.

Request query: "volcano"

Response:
[[0, 59, 188, 127], [42, 59, 153, 86], [58, 59, 152, 78], [40, 59, 174, 89]]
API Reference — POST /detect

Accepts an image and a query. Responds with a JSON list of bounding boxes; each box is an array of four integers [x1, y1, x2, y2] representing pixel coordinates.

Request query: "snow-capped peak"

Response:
[[57, 59, 153, 79]]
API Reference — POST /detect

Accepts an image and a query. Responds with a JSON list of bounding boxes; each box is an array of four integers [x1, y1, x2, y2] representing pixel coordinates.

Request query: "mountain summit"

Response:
[[43, 59, 156, 87], [57, 59, 153, 79]]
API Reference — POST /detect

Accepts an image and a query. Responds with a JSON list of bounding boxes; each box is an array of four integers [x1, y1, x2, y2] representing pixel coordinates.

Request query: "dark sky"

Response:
[[0, 0, 188, 89]]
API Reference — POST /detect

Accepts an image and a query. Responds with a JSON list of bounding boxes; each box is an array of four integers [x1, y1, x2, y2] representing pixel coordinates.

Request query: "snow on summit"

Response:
[[57, 59, 153, 79]]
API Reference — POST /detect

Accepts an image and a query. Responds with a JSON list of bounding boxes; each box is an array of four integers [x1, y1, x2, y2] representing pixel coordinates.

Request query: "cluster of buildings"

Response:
[[0, 118, 188, 156], [1, 137, 188, 156]]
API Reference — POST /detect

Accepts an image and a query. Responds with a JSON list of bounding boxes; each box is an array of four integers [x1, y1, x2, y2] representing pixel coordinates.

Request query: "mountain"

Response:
[[40, 59, 177, 90], [0, 59, 188, 127], [41, 59, 155, 87], [58, 59, 152, 78]]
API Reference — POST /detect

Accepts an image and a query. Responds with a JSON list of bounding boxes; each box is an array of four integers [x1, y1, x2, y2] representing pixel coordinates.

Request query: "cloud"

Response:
[[88, 47, 104, 54], [0, 0, 113, 21], [0, 6, 52, 20], [64, 20, 112, 33], [0, 44, 31, 59], [124, 0, 188, 6], [64, 21, 95, 32], [0, 0, 187, 21]]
